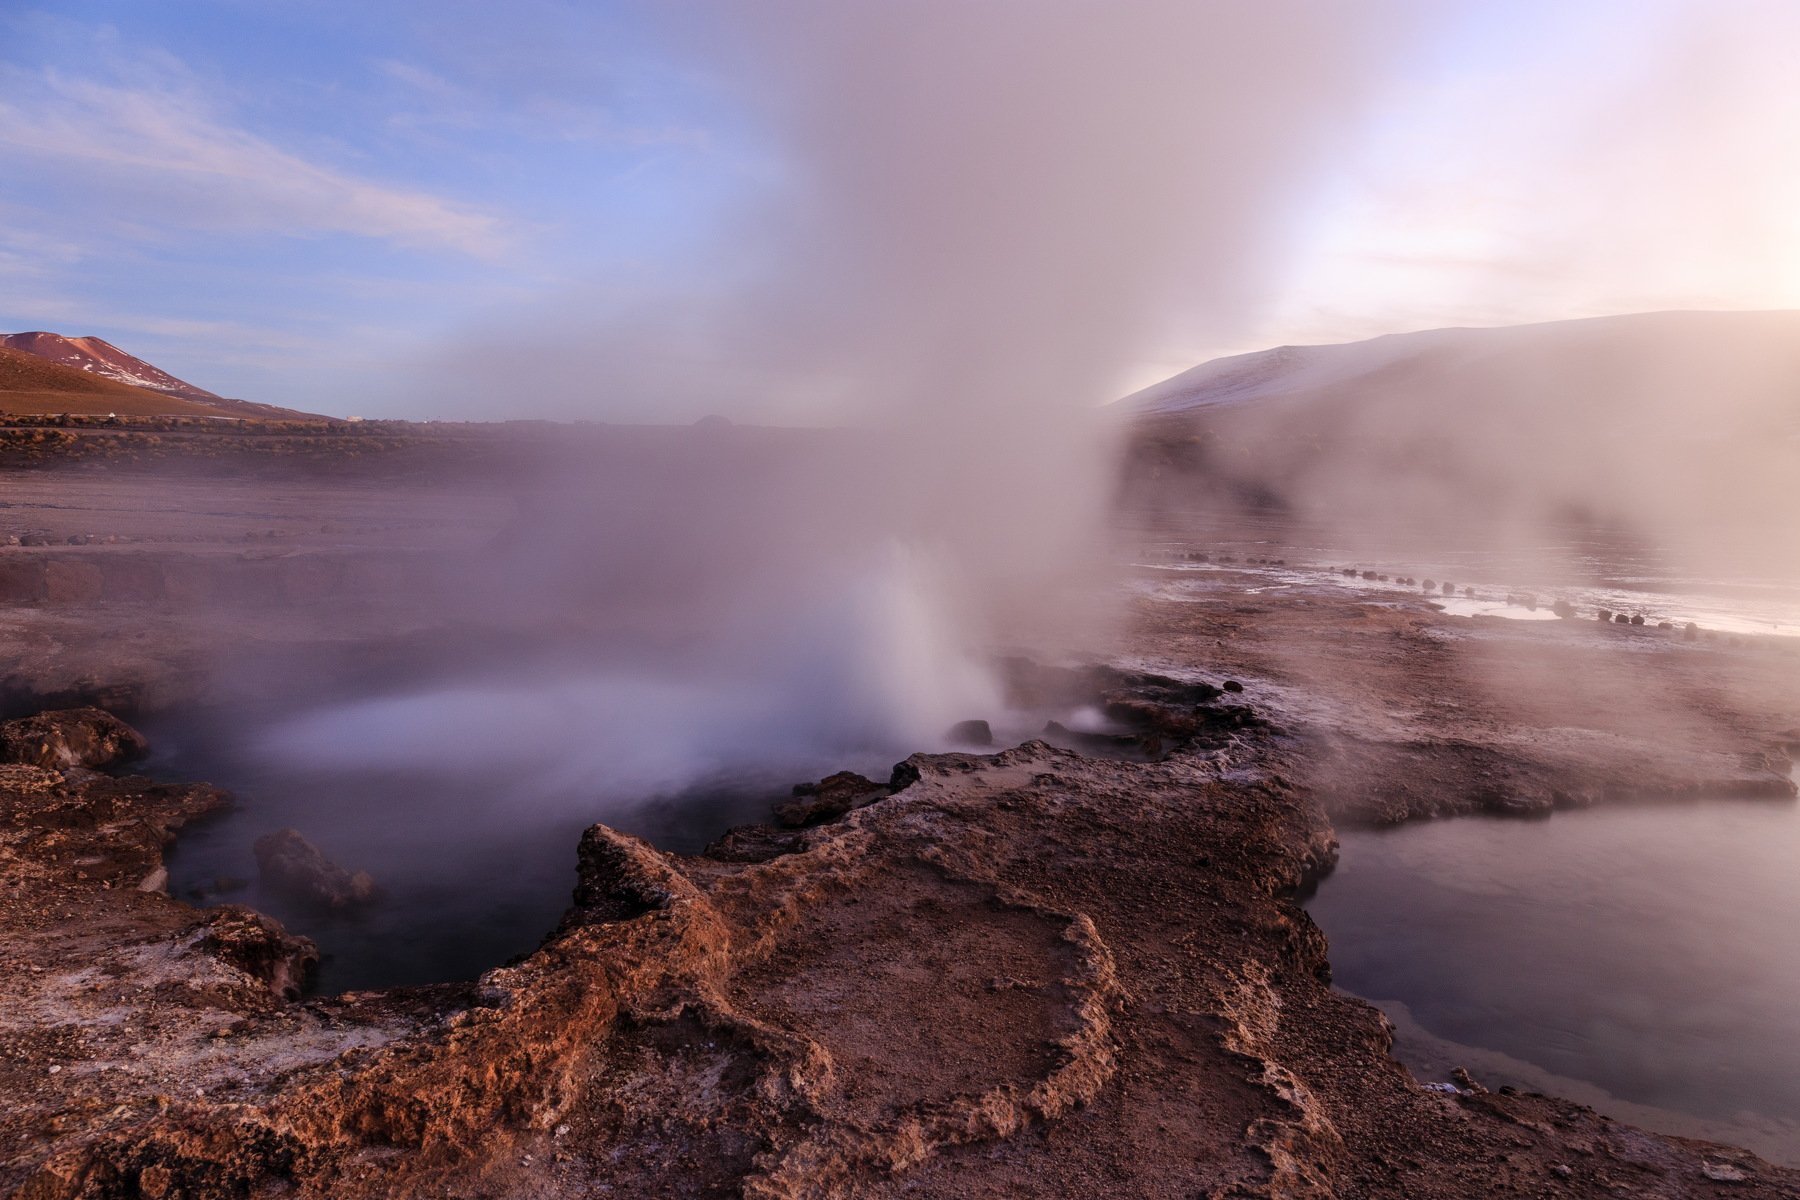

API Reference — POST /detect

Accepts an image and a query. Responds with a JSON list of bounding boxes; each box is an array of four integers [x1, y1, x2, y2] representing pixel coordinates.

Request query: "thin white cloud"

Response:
[[376, 57, 706, 148], [0, 66, 507, 258]]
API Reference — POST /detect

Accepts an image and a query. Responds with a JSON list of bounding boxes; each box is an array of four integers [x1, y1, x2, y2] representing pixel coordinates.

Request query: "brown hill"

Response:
[[1, 331, 219, 402], [0, 346, 268, 418], [0, 335, 325, 420]]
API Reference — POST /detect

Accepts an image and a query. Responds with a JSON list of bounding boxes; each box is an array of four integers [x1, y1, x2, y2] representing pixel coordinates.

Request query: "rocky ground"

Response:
[[3, 463, 1799, 1198]]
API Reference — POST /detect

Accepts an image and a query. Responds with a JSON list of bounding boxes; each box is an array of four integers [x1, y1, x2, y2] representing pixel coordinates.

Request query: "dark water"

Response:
[[1307, 799, 1800, 1165], [149, 694, 863, 993]]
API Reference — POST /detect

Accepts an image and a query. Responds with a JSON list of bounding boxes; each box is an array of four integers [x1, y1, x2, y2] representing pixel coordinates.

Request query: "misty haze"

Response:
[[2, 3, 1799, 1198]]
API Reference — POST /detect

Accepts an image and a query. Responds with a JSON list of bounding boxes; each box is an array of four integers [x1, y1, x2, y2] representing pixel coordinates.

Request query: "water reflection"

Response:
[[1308, 799, 1800, 1165]]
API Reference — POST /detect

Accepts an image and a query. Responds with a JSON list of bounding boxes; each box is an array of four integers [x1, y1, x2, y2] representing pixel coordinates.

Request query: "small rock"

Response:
[[1702, 1161, 1749, 1183], [1450, 1066, 1486, 1093], [136, 866, 169, 893], [1222, 680, 1244, 693], [1551, 1164, 1572, 1179]]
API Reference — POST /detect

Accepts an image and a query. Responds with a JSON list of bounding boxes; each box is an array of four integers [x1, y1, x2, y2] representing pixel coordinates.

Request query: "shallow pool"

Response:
[[1307, 798, 1800, 1166]]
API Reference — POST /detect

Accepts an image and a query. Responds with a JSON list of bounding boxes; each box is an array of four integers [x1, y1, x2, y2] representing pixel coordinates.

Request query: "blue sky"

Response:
[[2, 2, 1796, 417], [1, 2, 745, 412]]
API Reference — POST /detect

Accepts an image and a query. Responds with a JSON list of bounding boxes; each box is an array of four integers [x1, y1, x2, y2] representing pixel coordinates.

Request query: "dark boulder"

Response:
[[946, 719, 995, 747], [252, 829, 379, 912], [1551, 599, 1576, 619]]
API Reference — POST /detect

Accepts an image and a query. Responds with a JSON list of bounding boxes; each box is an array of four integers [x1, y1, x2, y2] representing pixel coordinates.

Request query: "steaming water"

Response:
[[151, 540, 1031, 991], [150, 685, 891, 993], [1307, 797, 1800, 1166]]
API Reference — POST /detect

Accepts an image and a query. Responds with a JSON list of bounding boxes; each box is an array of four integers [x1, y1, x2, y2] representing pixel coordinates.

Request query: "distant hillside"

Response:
[[1, 331, 219, 402], [0, 333, 320, 419], [1126, 311, 1800, 423], [1122, 310, 1800, 553]]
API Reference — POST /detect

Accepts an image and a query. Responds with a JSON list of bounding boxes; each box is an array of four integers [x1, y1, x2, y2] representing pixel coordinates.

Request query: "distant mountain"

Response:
[[0, 332, 322, 420], [1, 331, 220, 403], [1121, 311, 1800, 549], [1125, 311, 1800, 423]]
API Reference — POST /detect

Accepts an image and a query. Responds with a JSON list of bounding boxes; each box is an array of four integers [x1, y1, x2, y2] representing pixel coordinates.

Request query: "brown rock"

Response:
[[0, 707, 148, 769], [773, 770, 889, 828], [201, 906, 319, 1001]]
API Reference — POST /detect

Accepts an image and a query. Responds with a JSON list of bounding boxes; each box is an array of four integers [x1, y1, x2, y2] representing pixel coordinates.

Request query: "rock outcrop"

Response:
[[0, 707, 147, 770]]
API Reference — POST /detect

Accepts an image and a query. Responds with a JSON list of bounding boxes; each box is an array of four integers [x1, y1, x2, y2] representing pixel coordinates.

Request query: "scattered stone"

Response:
[[1630, 614, 1646, 626], [947, 719, 994, 748], [252, 829, 379, 911], [1597, 609, 1612, 622], [1684, 622, 1699, 641], [1702, 1161, 1750, 1183], [1552, 599, 1575, 619], [1614, 613, 1631, 624], [136, 866, 169, 893], [1222, 680, 1244, 694]]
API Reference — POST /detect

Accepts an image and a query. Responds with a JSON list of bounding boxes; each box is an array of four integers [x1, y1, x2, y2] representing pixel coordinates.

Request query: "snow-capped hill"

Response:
[[0, 332, 220, 403], [1124, 311, 1800, 422], [1128, 344, 1352, 414]]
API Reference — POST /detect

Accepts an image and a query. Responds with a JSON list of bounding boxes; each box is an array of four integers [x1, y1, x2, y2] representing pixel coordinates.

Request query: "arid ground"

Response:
[[3, 430, 1799, 1199]]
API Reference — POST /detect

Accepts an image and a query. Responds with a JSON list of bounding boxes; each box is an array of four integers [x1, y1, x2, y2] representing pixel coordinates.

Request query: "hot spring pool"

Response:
[[1306, 798, 1800, 1166], [145, 678, 905, 992]]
